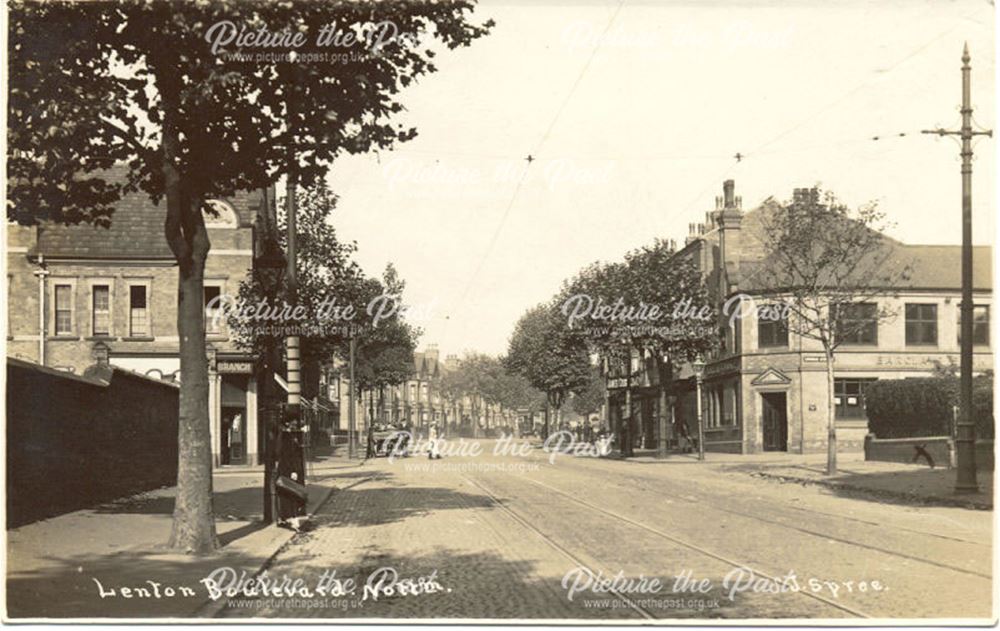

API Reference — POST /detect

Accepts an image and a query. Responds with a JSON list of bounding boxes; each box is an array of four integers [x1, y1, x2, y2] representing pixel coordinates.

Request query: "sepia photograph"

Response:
[[2, 0, 997, 624]]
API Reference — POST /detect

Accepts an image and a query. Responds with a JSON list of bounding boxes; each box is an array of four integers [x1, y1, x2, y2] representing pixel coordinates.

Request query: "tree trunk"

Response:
[[544, 397, 550, 439], [655, 356, 672, 457], [825, 346, 837, 475], [163, 160, 217, 553]]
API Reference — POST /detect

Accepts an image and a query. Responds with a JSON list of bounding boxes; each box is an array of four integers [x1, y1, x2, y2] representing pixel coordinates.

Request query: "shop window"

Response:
[[54, 284, 73, 335], [834, 378, 878, 420], [833, 302, 878, 345], [723, 384, 737, 425], [905, 303, 937, 346], [958, 305, 990, 346], [92, 285, 111, 336], [757, 304, 789, 348]]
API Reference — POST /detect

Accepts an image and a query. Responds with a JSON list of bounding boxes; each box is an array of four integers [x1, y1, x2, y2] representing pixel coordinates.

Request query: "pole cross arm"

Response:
[[922, 128, 993, 137]]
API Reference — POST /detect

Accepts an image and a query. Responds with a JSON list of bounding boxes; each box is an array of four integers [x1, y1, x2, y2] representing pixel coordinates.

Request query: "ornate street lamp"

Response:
[[255, 235, 285, 523], [692, 355, 706, 462]]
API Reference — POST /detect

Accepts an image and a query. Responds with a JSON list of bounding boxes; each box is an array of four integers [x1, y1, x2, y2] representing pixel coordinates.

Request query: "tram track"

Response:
[[463, 473, 870, 619], [542, 452, 991, 576]]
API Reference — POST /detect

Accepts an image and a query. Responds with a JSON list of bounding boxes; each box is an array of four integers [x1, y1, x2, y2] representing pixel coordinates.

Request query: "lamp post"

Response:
[[692, 355, 706, 462], [254, 236, 286, 523]]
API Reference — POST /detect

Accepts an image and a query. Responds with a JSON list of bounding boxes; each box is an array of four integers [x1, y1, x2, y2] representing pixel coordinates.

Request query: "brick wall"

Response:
[[6, 358, 179, 527], [863, 435, 952, 468], [864, 436, 994, 471]]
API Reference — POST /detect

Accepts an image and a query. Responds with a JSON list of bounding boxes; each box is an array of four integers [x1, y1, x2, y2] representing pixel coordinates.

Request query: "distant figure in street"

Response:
[[428, 422, 442, 459]]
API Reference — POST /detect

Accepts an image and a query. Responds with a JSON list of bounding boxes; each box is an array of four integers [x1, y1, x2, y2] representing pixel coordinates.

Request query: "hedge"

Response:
[[865, 375, 994, 439]]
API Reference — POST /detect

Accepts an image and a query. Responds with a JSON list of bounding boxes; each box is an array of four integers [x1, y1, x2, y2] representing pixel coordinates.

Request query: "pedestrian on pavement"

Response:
[[428, 422, 442, 459]]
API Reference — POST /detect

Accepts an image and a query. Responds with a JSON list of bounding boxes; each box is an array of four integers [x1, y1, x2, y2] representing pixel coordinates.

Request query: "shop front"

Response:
[[212, 355, 258, 467]]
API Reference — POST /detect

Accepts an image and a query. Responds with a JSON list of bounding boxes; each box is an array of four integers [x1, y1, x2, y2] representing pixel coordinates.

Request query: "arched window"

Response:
[[202, 199, 239, 228]]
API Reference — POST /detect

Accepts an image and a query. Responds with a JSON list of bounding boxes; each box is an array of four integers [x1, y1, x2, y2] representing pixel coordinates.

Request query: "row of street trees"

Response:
[[440, 353, 547, 435], [506, 238, 718, 451], [9, 0, 493, 553], [228, 180, 421, 443], [504, 189, 908, 468]]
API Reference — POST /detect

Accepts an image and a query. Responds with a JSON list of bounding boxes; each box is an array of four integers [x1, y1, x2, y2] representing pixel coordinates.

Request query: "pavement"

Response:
[[7, 440, 994, 620], [5, 453, 360, 619], [584, 445, 993, 509], [724, 456, 994, 510]]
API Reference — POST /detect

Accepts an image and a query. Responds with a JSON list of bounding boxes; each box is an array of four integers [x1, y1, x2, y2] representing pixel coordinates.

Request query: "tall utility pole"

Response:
[[923, 43, 992, 494], [348, 329, 357, 459], [286, 178, 301, 423]]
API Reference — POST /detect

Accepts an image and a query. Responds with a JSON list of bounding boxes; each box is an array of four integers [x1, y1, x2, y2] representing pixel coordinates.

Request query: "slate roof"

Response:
[[37, 186, 176, 260], [32, 164, 262, 260], [706, 199, 992, 294], [894, 244, 992, 291]]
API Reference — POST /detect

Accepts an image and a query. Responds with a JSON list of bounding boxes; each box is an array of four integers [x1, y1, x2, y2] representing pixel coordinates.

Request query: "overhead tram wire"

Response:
[[445, 0, 628, 318], [743, 15, 976, 161], [437, 14, 977, 323]]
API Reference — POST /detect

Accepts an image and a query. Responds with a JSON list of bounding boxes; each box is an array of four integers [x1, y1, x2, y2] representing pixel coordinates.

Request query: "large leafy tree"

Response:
[[348, 264, 422, 425], [8, 0, 492, 553], [570, 364, 605, 419], [562, 240, 716, 454], [505, 303, 593, 438], [753, 188, 911, 474]]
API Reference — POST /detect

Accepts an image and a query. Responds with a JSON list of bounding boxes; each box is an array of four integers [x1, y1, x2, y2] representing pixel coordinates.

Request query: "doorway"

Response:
[[221, 407, 247, 465], [761, 392, 788, 452]]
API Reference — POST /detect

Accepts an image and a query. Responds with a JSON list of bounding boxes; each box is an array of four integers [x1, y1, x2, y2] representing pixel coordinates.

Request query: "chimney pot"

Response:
[[723, 179, 736, 208]]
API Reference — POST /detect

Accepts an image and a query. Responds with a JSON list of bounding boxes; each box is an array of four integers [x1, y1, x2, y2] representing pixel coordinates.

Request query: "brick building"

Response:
[[7, 169, 272, 467], [669, 180, 993, 454]]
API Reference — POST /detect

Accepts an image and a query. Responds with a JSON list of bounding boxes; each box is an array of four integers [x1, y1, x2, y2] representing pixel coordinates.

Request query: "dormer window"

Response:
[[202, 199, 238, 228]]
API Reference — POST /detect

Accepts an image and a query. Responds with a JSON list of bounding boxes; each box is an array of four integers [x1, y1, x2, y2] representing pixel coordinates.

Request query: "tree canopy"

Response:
[[7, 0, 492, 553]]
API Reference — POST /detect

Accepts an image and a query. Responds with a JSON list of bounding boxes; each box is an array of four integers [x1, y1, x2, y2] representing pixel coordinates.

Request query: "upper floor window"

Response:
[[833, 302, 878, 346], [905, 303, 938, 346], [958, 305, 990, 346], [129, 284, 149, 337], [54, 284, 73, 335], [757, 304, 788, 348], [204, 284, 223, 335], [92, 285, 111, 336]]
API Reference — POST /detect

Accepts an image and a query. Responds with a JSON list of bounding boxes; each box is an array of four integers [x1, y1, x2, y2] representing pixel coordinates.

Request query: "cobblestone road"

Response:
[[218, 440, 992, 621]]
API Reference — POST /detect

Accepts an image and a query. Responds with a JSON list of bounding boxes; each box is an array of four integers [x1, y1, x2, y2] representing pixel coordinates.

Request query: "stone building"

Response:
[[670, 180, 993, 454], [7, 168, 272, 467]]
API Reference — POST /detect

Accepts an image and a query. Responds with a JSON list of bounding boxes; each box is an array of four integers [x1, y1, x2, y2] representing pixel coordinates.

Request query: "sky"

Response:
[[322, 0, 996, 358]]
